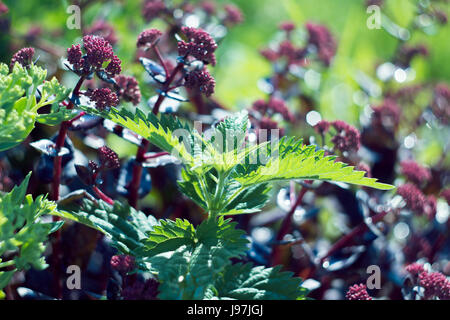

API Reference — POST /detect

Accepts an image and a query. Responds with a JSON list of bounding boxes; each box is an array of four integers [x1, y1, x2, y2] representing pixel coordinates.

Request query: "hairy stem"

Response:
[[210, 170, 228, 217]]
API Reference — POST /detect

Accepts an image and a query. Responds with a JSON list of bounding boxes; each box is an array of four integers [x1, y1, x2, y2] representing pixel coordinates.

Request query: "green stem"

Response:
[[213, 171, 226, 206], [208, 170, 231, 219], [198, 175, 212, 212]]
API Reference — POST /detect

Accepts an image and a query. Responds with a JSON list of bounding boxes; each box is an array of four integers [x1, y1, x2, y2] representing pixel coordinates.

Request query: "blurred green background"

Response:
[[1, 0, 449, 124]]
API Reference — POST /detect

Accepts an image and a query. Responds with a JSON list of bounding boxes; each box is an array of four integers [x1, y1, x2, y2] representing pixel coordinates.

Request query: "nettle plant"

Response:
[[53, 110, 392, 300], [0, 2, 402, 300]]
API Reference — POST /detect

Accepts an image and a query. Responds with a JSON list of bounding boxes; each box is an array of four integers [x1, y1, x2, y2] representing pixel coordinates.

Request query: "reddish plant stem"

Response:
[[153, 45, 169, 79], [92, 186, 114, 205], [52, 77, 85, 201], [166, 85, 182, 92], [276, 187, 309, 241], [67, 111, 86, 125], [151, 94, 166, 116], [128, 139, 150, 208], [144, 151, 170, 159], [127, 61, 184, 209], [188, 90, 206, 114], [318, 210, 390, 265], [271, 186, 309, 265], [50, 76, 85, 299]]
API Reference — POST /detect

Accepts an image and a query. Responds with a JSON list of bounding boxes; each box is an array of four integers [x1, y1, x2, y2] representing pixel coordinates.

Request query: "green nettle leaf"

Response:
[[234, 137, 395, 190], [212, 110, 248, 153], [220, 181, 271, 216], [0, 172, 62, 298], [206, 263, 307, 300], [0, 63, 70, 151], [177, 169, 209, 210], [36, 104, 79, 125], [138, 218, 197, 257], [83, 110, 392, 217], [79, 106, 195, 164], [54, 199, 158, 255], [54, 198, 254, 300], [146, 217, 249, 300]]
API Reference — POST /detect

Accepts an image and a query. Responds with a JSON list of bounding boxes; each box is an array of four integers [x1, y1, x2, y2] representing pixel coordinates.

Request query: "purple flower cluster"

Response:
[[84, 36, 118, 71], [10, 47, 34, 70], [400, 160, 431, 186], [67, 44, 84, 70], [184, 68, 215, 97], [404, 236, 433, 264], [110, 255, 135, 273], [114, 75, 141, 106], [259, 48, 279, 62], [314, 120, 330, 135], [270, 98, 295, 122], [305, 22, 336, 66], [252, 98, 294, 122], [279, 41, 301, 61], [279, 21, 296, 33], [224, 4, 244, 26], [432, 83, 450, 123], [200, 1, 216, 15], [405, 263, 425, 277], [178, 27, 218, 65], [419, 271, 450, 300], [85, 20, 118, 46], [405, 263, 450, 300], [345, 283, 372, 300], [371, 99, 401, 131], [89, 88, 119, 111], [260, 41, 305, 65], [397, 183, 436, 219], [142, 0, 166, 23], [259, 117, 280, 130], [331, 120, 361, 152], [88, 160, 100, 175], [137, 29, 163, 48], [67, 35, 121, 77], [397, 183, 425, 212], [98, 145, 120, 169]]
